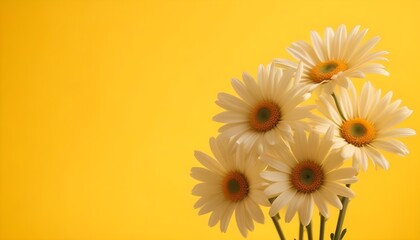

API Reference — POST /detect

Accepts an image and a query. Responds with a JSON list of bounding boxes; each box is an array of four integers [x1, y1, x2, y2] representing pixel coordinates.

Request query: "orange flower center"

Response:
[[290, 161, 324, 193], [249, 101, 281, 132], [222, 171, 249, 202], [341, 118, 376, 147], [310, 60, 348, 83]]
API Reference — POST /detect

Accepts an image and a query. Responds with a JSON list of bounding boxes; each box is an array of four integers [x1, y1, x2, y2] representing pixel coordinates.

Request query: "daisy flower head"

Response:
[[260, 127, 357, 226], [275, 24, 389, 94], [316, 81, 415, 171], [191, 136, 270, 237], [213, 62, 314, 150]]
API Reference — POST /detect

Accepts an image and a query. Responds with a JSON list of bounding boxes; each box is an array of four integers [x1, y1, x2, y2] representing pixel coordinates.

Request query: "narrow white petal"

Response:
[[378, 128, 416, 138], [261, 154, 291, 173], [319, 188, 342, 209], [341, 144, 356, 159], [364, 146, 390, 170], [313, 191, 329, 218], [194, 151, 225, 175], [261, 171, 290, 182], [249, 190, 271, 207], [190, 167, 222, 183], [236, 203, 248, 237], [371, 139, 409, 156], [231, 78, 258, 105], [285, 194, 304, 222], [264, 181, 291, 197], [298, 194, 314, 226], [245, 199, 265, 224], [269, 190, 297, 216], [322, 148, 344, 172], [324, 181, 355, 198], [326, 168, 357, 181], [219, 203, 235, 232], [208, 202, 229, 227], [216, 92, 250, 113], [192, 182, 221, 196]]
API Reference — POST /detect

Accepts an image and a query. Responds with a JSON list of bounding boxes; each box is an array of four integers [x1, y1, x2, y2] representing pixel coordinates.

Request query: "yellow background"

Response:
[[1, 0, 419, 239]]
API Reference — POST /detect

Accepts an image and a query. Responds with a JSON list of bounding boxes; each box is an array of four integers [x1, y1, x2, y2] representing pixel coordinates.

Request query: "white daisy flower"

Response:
[[260, 128, 357, 226], [191, 136, 270, 237], [214, 63, 314, 150], [316, 81, 415, 171], [274, 24, 389, 94]]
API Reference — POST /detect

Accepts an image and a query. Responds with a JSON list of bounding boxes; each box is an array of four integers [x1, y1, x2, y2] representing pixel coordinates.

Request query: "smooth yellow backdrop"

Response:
[[1, 0, 419, 239]]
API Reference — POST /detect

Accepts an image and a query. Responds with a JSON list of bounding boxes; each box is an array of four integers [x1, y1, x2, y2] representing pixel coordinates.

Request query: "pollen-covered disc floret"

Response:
[[214, 63, 314, 150], [260, 128, 357, 226], [273, 24, 389, 94], [249, 101, 282, 132], [316, 81, 415, 171], [290, 161, 324, 193], [310, 60, 348, 83], [340, 118, 376, 147], [222, 171, 249, 202], [191, 136, 270, 237]]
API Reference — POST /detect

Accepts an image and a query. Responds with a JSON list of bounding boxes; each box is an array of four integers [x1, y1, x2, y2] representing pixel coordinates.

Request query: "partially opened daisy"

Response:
[[191, 136, 270, 237], [316, 81, 415, 171], [214, 63, 313, 150], [260, 128, 357, 226], [274, 24, 388, 94]]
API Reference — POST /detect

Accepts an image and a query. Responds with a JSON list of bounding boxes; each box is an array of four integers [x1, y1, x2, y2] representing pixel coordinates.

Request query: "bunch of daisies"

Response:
[[191, 25, 415, 239]]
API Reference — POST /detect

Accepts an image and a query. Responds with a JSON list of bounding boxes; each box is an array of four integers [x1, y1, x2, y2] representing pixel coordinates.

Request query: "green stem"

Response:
[[320, 214, 326, 240], [306, 221, 313, 240], [333, 184, 351, 240], [299, 222, 304, 240], [331, 93, 345, 120], [271, 216, 286, 240]]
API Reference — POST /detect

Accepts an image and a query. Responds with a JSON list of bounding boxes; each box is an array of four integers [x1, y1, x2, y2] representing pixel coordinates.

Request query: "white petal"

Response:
[[319, 188, 342, 209], [264, 181, 291, 197], [213, 111, 247, 123], [313, 191, 329, 218], [326, 168, 357, 181], [249, 190, 270, 206], [371, 139, 409, 156], [236, 203, 248, 237], [216, 92, 250, 113], [192, 182, 220, 196], [219, 203, 235, 232], [285, 194, 304, 222], [245, 199, 265, 224], [324, 181, 355, 199], [261, 154, 291, 172], [298, 194, 314, 226], [269, 190, 297, 216], [364, 146, 390, 170], [378, 128, 416, 138], [208, 202, 229, 227], [231, 78, 258, 105], [341, 144, 356, 159], [261, 171, 290, 182], [190, 167, 221, 183], [194, 151, 225, 175], [353, 147, 368, 171]]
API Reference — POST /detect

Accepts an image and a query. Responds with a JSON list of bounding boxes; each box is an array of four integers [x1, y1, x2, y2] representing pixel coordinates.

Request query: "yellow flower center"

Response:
[[222, 171, 249, 202], [340, 118, 376, 147], [310, 60, 348, 83], [249, 101, 281, 132], [290, 161, 324, 193]]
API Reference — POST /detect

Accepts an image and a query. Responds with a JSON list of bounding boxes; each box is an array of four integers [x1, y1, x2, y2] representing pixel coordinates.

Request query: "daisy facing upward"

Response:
[[213, 62, 314, 150], [316, 81, 415, 171], [274, 24, 389, 94], [191, 136, 270, 237], [260, 127, 358, 226]]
